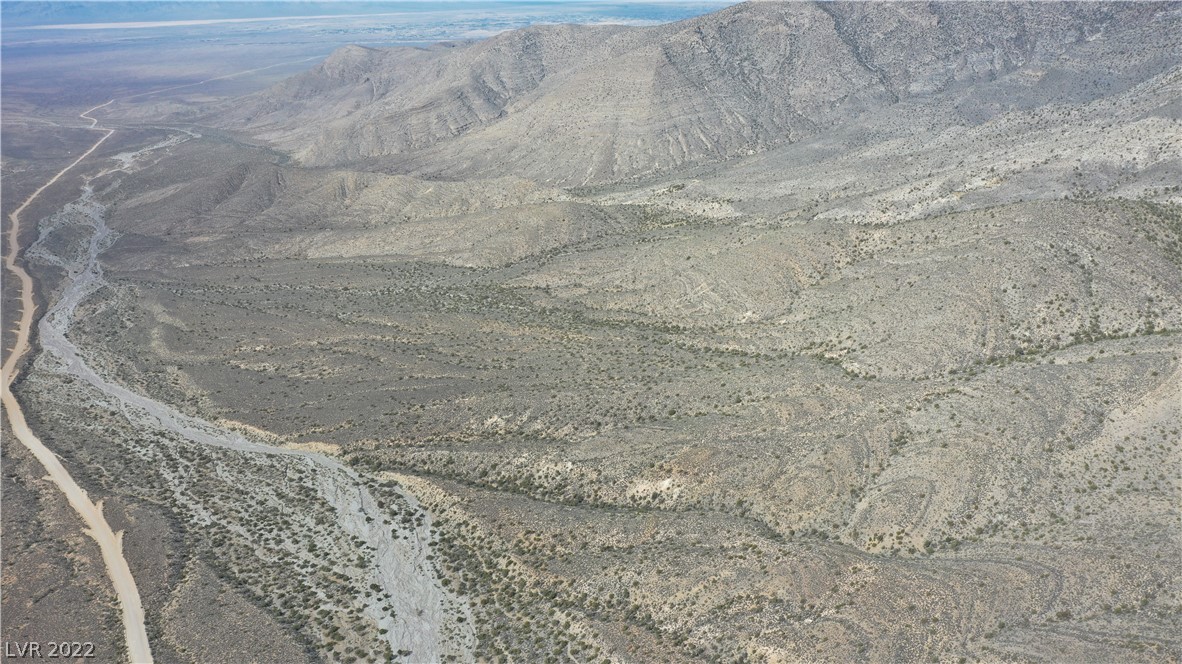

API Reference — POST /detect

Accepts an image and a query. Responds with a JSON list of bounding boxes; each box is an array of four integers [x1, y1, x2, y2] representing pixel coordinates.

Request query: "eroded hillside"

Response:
[[218, 1, 1179, 185], [9, 1, 1181, 662]]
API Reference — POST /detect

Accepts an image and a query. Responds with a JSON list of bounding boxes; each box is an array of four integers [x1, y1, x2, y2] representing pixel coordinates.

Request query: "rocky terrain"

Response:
[[219, 2, 1178, 186], [4, 1, 1181, 663]]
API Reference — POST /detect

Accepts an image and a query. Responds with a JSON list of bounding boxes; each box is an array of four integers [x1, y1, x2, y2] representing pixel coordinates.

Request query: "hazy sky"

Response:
[[1, 1, 737, 107], [4, 2, 737, 34]]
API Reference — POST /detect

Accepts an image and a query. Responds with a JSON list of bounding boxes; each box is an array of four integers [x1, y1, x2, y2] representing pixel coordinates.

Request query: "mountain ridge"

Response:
[[215, 0, 1179, 185]]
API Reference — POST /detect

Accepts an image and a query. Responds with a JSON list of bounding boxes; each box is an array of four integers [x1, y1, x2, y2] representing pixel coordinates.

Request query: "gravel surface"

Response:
[[34, 141, 475, 662]]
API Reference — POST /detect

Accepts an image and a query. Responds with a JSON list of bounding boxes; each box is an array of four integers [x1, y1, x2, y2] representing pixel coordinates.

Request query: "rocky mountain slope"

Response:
[[10, 2, 1180, 662], [218, 1, 1178, 185]]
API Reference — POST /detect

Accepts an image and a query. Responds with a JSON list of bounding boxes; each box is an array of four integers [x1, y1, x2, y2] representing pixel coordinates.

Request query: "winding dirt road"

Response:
[[2, 102, 154, 663]]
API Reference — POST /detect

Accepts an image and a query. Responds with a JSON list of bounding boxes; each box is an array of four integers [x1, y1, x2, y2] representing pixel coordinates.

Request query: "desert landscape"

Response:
[[2, 2, 1180, 663]]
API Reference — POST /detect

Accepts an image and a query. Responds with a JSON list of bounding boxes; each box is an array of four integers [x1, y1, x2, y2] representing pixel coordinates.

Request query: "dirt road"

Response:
[[2, 102, 154, 664]]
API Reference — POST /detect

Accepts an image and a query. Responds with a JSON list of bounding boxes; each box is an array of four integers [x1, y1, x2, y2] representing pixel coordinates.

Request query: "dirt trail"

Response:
[[3, 101, 111, 385], [2, 101, 154, 663]]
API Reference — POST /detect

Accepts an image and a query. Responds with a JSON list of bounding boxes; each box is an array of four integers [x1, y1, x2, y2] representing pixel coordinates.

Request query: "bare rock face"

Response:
[[216, 1, 1178, 185]]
